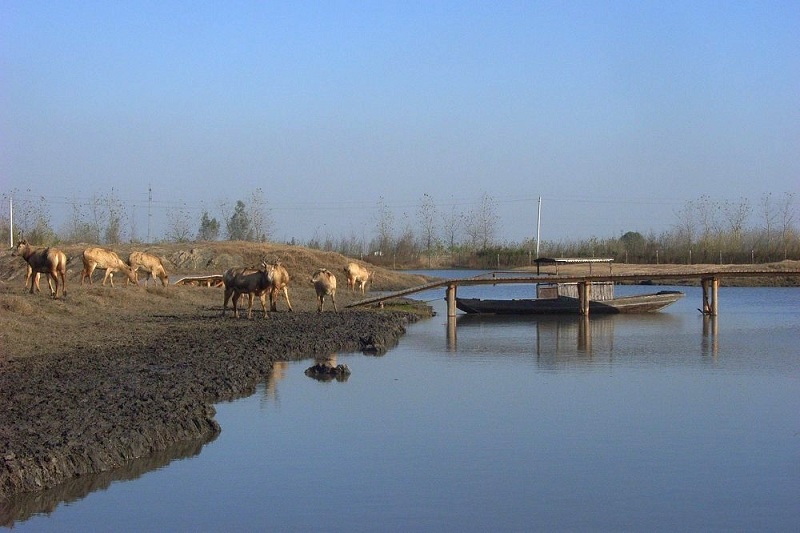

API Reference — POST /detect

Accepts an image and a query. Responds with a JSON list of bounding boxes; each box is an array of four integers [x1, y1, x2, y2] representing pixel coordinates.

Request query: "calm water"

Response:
[[7, 271, 800, 532]]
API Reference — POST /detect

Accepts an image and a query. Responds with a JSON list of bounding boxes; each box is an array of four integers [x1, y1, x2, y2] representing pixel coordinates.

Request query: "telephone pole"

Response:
[[9, 196, 13, 248], [535, 196, 542, 259], [147, 184, 152, 243]]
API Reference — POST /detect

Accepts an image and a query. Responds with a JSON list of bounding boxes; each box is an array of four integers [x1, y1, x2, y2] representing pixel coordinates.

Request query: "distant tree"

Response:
[[442, 202, 463, 252], [672, 200, 697, 252], [465, 192, 498, 251], [166, 203, 192, 242], [101, 190, 127, 244], [0, 202, 8, 245], [375, 196, 394, 254], [760, 192, 777, 245], [395, 211, 416, 261], [226, 200, 253, 241], [197, 210, 220, 241], [619, 231, 646, 261], [12, 192, 58, 245], [417, 193, 438, 264], [248, 188, 274, 242], [721, 197, 751, 251], [779, 192, 797, 259]]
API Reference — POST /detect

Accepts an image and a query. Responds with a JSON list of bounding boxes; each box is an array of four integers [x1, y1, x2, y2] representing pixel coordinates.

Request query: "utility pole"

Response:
[[9, 196, 13, 248], [535, 196, 542, 259], [147, 184, 152, 243]]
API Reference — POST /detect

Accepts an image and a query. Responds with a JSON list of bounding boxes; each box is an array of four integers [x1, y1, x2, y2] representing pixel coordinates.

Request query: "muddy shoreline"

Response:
[[2, 242, 796, 515], [0, 303, 421, 507]]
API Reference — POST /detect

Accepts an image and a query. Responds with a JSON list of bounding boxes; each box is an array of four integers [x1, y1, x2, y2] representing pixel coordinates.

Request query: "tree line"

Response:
[[305, 192, 799, 268], [2, 189, 797, 267], [1, 188, 274, 246]]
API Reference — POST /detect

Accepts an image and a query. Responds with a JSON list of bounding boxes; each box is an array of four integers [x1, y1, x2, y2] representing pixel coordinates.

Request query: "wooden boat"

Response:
[[454, 258, 684, 315], [455, 289, 684, 315]]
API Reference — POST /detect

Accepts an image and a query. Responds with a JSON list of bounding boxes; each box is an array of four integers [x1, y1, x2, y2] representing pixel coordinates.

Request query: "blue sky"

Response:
[[2, 1, 798, 244]]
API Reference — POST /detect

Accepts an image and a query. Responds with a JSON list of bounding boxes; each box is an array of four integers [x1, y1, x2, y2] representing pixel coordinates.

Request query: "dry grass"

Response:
[[2, 242, 797, 361], [0, 242, 436, 361]]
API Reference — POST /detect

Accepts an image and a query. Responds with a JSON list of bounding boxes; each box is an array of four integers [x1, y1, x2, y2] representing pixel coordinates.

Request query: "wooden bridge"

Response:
[[345, 268, 800, 317]]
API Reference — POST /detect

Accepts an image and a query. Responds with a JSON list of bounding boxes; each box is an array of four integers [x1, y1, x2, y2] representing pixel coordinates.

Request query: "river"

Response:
[[6, 271, 800, 531]]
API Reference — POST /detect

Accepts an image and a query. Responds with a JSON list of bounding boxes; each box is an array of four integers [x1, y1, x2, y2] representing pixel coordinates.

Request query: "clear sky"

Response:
[[2, 1, 798, 245]]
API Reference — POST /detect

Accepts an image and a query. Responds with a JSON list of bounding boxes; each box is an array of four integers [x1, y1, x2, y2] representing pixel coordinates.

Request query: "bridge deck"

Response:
[[345, 270, 800, 310]]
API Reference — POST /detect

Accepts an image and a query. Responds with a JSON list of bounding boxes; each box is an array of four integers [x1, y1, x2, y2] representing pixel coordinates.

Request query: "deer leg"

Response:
[[283, 287, 294, 312]]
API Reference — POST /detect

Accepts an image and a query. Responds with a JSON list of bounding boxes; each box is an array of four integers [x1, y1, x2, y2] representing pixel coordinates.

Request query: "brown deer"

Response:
[[311, 268, 338, 312], [80, 247, 138, 287], [221, 262, 276, 319], [12, 240, 67, 299]]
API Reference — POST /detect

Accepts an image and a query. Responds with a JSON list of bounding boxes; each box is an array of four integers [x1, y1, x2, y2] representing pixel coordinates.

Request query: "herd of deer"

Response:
[[11, 240, 168, 300], [11, 240, 375, 320], [221, 260, 374, 319]]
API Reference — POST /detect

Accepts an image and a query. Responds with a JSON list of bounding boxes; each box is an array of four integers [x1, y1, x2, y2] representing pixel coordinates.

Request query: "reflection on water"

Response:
[[702, 314, 719, 358], [4, 361, 294, 527], [9, 281, 799, 531], [260, 361, 288, 405], [1, 435, 214, 527], [304, 354, 352, 382], [449, 312, 688, 369]]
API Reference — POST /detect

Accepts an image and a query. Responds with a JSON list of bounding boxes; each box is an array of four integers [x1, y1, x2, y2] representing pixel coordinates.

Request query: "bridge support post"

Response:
[[701, 277, 719, 316], [578, 281, 591, 316], [446, 284, 457, 318]]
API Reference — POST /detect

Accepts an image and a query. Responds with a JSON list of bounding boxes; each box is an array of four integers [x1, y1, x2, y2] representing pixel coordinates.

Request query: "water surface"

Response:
[[8, 274, 800, 531]]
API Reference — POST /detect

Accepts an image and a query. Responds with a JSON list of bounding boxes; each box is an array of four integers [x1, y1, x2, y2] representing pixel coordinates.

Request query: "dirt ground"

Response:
[[0, 240, 797, 510], [0, 241, 435, 507]]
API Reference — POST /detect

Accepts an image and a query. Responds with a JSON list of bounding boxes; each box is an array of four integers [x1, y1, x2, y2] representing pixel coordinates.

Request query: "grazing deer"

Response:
[[80, 247, 138, 287], [128, 251, 169, 287], [343, 262, 374, 294]]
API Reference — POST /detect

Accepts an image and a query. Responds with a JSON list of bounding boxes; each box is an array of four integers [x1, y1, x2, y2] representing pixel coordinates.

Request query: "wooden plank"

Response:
[[344, 270, 800, 309]]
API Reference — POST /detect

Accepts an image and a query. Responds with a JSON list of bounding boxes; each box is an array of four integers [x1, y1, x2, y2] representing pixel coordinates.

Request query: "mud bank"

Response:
[[0, 309, 419, 503]]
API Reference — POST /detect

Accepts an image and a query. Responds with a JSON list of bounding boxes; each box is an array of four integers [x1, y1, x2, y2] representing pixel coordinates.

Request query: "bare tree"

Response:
[[417, 193, 438, 265], [63, 197, 93, 243], [102, 190, 126, 244], [442, 202, 463, 252], [760, 193, 777, 244], [375, 196, 394, 255], [167, 203, 192, 242], [673, 200, 697, 251], [465, 192, 498, 251], [779, 192, 797, 259], [6, 189, 56, 244], [721, 197, 751, 251], [249, 188, 274, 242], [396, 211, 416, 262], [27, 195, 58, 244]]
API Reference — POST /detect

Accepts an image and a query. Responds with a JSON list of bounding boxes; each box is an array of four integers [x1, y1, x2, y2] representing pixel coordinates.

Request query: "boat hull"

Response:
[[455, 290, 684, 315]]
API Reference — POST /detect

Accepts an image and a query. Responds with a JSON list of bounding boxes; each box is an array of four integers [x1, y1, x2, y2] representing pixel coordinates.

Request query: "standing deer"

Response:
[[12, 240, 67, 299], [311, 268, 338, 312], [268, 261, 293, 312], [222, 262, 276, 319]]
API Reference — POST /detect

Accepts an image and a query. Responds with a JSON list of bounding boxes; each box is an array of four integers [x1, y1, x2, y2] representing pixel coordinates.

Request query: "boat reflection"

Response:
[[449, 312, 686, 367]]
